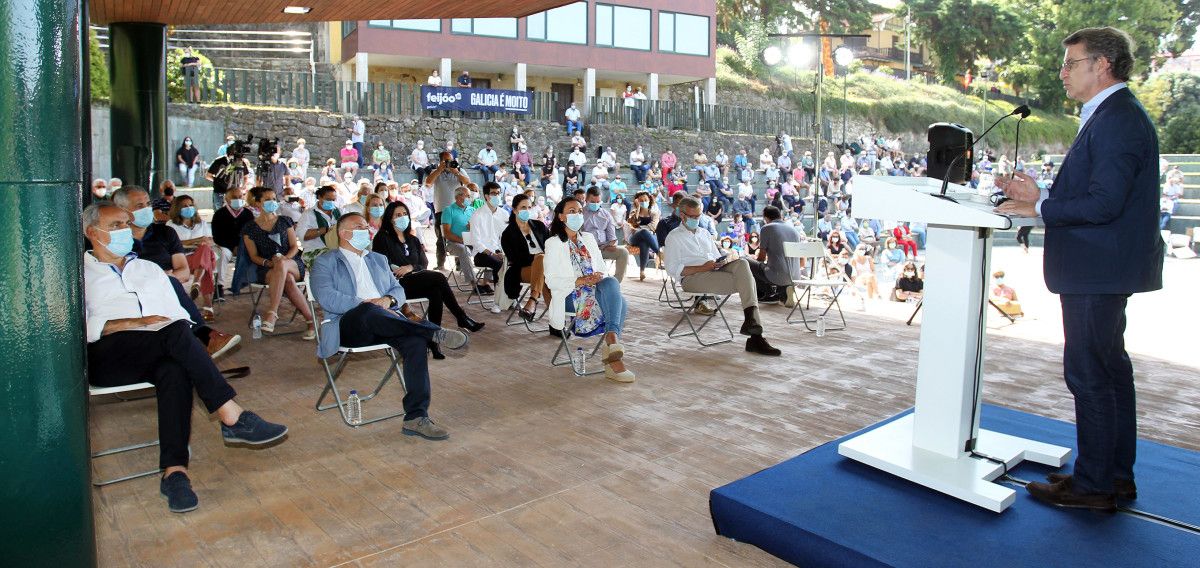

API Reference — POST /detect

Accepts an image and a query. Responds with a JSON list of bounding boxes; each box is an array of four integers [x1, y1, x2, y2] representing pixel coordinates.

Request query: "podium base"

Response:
[[838, 414, 1071, 512]]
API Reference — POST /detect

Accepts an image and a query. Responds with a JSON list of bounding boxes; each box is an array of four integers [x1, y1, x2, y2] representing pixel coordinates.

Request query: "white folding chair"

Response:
[[505, 282, 550, 333], [306, 283, 408, 428], [458, 231, 503, 312], [663, 274, 734, 347], [89, 383, 160, 487], [248, 280, 309, 336], [549, 300, 605, 376], [783, 241, 848, 332]]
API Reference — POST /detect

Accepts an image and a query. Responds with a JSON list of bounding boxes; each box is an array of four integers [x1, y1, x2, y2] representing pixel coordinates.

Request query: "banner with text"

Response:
[[420, 86, 531, 114]]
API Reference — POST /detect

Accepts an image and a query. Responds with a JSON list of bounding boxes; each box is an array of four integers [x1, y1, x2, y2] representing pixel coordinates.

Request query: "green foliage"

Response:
[[1132, 72, 1200, 153], [997, 63, 1040, 97], [903, 0, 1024, 85], [717, 0, 875, 36], [89, 29, 109, 102], [166, 48, 223, 103], [733, 20, 770, 76], [1161, 113, 1200, 154]]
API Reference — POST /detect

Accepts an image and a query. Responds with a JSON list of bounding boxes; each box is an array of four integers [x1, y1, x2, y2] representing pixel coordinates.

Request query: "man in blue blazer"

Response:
[[310, 213, 468, 440], [997, 27, 1163, 511]]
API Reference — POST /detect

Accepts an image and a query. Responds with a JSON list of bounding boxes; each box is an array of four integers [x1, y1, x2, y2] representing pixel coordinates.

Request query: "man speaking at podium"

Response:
[[995, 27, 1163, 511]]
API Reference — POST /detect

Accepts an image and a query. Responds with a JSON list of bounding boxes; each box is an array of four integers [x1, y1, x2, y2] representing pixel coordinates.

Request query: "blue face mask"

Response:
[[586, 202, 601, 212], [565, 213, 585, 231], [230, 199, 246, 210], [393, 216, 411, 232], [369, 206, 385, 218], [102, 228, 134, 257], [261, 200, 280, 213], [348, 229, 372, 251], [489, 195, 502, 207], [321, 200, 336, 211], [359, 196, 369, 206], [684, 217, 700, 230], [516, 209, 532, 222], [180, 206, 196, 219], [130, 206, 154, 228]]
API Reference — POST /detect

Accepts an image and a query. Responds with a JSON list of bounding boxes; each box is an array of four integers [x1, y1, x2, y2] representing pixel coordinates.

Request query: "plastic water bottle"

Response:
[[572, 346, 586, 376], [816, 315, 827, 338], [345, 390, 362, 426], [251, 314, 262, 339]]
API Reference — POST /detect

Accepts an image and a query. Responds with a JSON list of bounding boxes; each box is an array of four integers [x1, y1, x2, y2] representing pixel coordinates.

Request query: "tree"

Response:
[[902, 0, 1025, 85], [1161, 113, 1200, 154], [89, 29, 109, 102], [997, 63, 1040, 98], [1132, 72, 1200, 153]]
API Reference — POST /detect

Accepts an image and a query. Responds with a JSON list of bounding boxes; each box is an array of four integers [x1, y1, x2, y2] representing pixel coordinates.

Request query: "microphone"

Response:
[[993, 106, 1032, 206], [936, 105, 1030, 201]]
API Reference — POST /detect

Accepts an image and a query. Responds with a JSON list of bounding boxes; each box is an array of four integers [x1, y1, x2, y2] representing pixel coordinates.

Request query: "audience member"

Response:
[[166, 195, 216, 320], [339, 140, 359, 175], [441, 185, 481, 291], [500, 194, 551, 321], [475, 142, 499, 183], [176, 137, 201, 187], [467, 181, 508, 299], [990, 270, 1023, 317], [626, 191, 661, 281], [425, 150, 472, 270], [751, 206, 802, 305], [581, 186, 629, 282], [240, 187, 314, 338], [565, 102, 583, 134], [893, 261, 923, 302], [850, 245, 881, 300]]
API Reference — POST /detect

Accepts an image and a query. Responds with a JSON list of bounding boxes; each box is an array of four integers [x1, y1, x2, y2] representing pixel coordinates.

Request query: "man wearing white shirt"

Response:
[[590, 164, 610, 192], [83, 202, 289, 513], [468, 182, 509, 303], [290, 138, 309, 174], [347, 115, 366, 167], [565, 101, 582, 134], [629, 145, 649, 183], [665, 196, 780, 356], [409, 139, 434, 186], [475, 142, 499, 183]]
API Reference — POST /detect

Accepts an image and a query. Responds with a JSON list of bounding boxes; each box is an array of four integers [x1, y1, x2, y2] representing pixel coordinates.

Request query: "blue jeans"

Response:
[[631, 164, 650, 183], [566, 276, 627, 336], [843, 230, 860, 249], [353, 142, 365, 167], [567, 120, 582, 134], [475, 164, 498, 182], [517, 165, 532, 185], [628, 228, 660, 270]]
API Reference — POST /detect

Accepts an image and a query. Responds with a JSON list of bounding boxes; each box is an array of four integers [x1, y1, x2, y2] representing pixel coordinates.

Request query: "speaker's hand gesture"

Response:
[[994, 171, 1040, 202]]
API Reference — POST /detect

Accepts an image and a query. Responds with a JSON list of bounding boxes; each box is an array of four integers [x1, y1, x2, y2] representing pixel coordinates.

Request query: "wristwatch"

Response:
[[388, 296, 398, 308]]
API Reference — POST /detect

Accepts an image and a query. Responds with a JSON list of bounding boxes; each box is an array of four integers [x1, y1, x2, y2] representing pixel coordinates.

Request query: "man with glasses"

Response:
[[995, 26, 1162, 512], [467, 181, 508, 307], [665, 196, 781, 356]]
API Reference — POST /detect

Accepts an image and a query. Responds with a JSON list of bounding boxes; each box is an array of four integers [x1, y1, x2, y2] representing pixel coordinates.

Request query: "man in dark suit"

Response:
[[996, 27, 1163, 512]]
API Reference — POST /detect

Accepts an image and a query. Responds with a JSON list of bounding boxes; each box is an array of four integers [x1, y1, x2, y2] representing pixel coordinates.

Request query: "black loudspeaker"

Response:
[[926, 122, 973, 184]]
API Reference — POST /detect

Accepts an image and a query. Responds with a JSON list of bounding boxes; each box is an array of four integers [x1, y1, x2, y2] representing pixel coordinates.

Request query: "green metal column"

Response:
[[108, 22, 168, 193], [0, 0, 96, 566]]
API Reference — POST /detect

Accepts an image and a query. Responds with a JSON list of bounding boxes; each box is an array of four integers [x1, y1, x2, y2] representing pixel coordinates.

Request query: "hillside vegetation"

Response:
[[716, 46, 1079, 149]]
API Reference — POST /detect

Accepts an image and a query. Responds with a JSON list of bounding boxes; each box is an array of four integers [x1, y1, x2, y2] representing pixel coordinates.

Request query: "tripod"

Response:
[[905, 298, 1017, 326]]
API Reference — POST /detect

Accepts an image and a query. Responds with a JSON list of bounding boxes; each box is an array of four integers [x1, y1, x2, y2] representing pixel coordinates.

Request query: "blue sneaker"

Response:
[[221, 411, 288, 445], [160, 471, 198, 513]]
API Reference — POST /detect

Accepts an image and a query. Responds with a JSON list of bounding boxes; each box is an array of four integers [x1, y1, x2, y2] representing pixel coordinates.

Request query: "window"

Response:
[[595, 4, 651, 51], [367, 19, 441, 33], [527, 1, 587, 45], [659, 12, 710, 56], [341, 21, 357, 38], [450, 18, 517, 38]]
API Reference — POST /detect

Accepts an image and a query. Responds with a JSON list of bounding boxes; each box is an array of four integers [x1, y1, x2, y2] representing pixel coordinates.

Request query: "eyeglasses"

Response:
[[1059, 56, 1094, 72]]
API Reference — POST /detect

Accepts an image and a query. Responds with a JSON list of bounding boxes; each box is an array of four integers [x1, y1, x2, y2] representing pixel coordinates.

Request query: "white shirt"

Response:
[[599, 152, 617, 168], [410, 148, 429, 167], [339, 248, 381, 301], [84, 253, 192, 343], [1079, 83, 1127, 132], [167, 220, 212, 241], [469, 204, 509, 253], [299, 208, 337, 251], [565, 106, 581, 121], [629, 150, 645, 166], [569, 150, 587, 167], [427, 75, 441, 86], [478, 148, 498, 166], [351, 120, 365, 143], [664, 225, 720, 282]]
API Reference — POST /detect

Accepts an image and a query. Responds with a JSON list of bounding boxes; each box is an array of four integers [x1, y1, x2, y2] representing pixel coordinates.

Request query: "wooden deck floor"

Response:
[[88, 273, 1200, 567]]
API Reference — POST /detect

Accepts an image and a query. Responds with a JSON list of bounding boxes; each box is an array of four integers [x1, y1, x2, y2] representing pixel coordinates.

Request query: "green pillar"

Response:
[[0, 0, 96, 566], [108, 22, 168, 194]]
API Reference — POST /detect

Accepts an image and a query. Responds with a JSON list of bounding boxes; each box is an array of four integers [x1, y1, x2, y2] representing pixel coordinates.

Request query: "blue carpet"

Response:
[[710, 405, 1200, 568]]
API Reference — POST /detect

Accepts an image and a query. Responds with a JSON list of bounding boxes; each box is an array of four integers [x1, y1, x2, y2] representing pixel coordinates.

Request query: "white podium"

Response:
[[838, 176, 1070, 512]]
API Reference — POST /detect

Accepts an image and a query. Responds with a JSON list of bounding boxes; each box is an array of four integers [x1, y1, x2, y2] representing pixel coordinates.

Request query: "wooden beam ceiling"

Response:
[[90, 0, 573, 25]]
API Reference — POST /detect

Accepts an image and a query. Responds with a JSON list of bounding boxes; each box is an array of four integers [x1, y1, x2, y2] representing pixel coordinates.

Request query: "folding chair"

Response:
[[89, 383, 160, 487], [783, 241, 848, 332], [549, 303, 606, 376], [663, 274, 734, 347], [248, 280, 309, 336], [505, 283, 550, 333], [306, 283, 408, 428]]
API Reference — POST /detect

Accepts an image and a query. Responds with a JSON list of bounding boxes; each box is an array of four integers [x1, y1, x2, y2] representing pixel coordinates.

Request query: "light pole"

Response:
[[834, 46, 855, 149]]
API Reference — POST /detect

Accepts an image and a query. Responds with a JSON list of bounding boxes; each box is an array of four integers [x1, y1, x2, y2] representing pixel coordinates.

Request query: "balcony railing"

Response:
[[187, 68, 560, 121], [588, 96, 825, 139], [856, 46, 923, 67]]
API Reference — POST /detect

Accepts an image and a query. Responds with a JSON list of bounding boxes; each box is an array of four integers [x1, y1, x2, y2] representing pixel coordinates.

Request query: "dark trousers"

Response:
[[399, 270, 470, 327], [628, 228, 659, 270], [1060, 294, 1137, 494], [168, 275, 211, 345], [433, 211, 446, 268], [473, 252, 503, 283], [475, 164, 498, 182], [747, 258, 784, 300], [1016, 226, 1032, 248], [353, 142, 365, 167], [87, 321, 237, 469], [338, 303, 438, 420], [413, 165, 435, 186]]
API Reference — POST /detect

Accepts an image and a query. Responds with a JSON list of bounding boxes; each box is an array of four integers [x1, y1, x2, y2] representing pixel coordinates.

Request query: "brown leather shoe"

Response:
[[206, 330, 241, 360], [745, 335, 781, 356], [1046, 473, 1137, 501], [1026, 478, 1117, 512]]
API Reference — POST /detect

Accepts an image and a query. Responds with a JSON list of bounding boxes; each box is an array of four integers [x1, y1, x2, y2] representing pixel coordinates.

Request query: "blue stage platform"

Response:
[[710, 405, 1200, 568]]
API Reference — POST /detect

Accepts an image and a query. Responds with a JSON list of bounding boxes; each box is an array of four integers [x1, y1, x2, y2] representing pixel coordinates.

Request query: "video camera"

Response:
[[254, 136, 280, 178], [226, 135, 254, 160], [441, 153, 460, 170]]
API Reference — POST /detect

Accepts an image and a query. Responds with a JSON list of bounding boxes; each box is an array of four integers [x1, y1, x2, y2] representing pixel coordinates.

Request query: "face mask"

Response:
[[369, 205, 385, 218], [586, 202, 601, 212], [262, 200, 280, 213], [393, 216, 411, 232], [101, 227, 134, 257], [904, 271, 915, 277], [321, 200, 336, 211], [684, 217, 699, 230], [489, 195, 502, 207], [230, 199, 245, 210], [995, 278, 1005, 285], [359, 196, 369, 206], [348, 229, 371, 251], [131, 206, 154, 228], [565, 213, 585, 231], [516, 209, 532, 222], [184, 140, 191, 147], [180, 206, 196, 219]]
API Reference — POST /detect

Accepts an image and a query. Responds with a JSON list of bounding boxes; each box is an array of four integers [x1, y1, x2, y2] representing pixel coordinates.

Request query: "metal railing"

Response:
[[187, 68, 559, 120], [857, 46, 924, 67], [588, 96, 824, 139]]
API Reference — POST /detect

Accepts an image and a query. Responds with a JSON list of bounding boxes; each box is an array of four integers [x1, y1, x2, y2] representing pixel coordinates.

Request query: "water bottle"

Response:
[[572, 346, 586, 376], [251, 314, 262, 339], [345, 390, 362, 426], [816, 315, 827, 338]]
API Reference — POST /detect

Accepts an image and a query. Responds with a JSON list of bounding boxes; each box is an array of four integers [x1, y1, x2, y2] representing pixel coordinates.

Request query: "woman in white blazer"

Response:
[[543, 199, 636, 383]]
